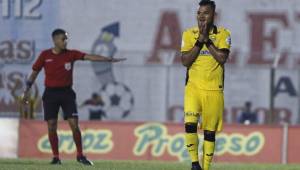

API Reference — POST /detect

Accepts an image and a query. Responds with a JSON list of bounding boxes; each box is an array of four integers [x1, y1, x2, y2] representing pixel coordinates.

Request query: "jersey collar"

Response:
[[210, 25, 218, 34], [192, 25, 218, 35]]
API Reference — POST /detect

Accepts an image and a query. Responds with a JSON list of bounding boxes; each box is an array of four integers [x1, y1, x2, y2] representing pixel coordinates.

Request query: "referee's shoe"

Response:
[[77, 155, 93, 165], [50, 157, 61, 165]]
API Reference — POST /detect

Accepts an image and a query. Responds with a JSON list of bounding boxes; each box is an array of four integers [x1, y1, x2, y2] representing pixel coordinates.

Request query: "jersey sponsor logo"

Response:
[[199, 50, 211, 55], [184, 112, 198, 117], [45, 59, 53, 62], [64, 62, 71, 71]]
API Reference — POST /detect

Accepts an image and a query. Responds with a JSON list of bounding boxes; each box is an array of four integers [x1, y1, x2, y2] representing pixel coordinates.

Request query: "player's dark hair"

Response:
[[199, 0, 216, 11], [52, 28, 66, 38]]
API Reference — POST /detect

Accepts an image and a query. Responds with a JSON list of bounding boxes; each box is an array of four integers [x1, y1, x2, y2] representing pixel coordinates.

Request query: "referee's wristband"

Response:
[[194, 40, 204, 49], [26, 80, 33, 89]]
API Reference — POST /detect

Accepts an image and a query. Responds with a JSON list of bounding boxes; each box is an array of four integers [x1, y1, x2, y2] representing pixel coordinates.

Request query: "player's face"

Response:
[[197, 5, 215, 26], [53, 34, 68, 50]]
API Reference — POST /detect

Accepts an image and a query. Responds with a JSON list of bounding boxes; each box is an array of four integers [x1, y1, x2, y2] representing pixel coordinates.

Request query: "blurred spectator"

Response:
[[12, 79, 40, 119], [238, 101, 258, 125], [80, 93, 106, 120], [277, 109, 290, 125]]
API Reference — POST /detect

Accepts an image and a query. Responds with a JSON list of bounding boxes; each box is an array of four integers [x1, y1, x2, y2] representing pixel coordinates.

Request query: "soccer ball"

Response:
[[99, 81, 134, 120]]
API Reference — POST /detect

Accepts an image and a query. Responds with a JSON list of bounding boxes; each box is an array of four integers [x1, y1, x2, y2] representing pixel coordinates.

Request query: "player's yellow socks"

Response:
[[185, 133, 199, 162], [202, 140, 215, 170]]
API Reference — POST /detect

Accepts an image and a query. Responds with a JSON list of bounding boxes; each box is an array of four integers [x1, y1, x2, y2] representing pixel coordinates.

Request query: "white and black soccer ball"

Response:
[[99, 81, 134, 120]]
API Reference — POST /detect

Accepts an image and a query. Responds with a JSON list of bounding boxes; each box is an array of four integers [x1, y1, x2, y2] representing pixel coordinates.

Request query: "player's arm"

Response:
[[181, 44, 203, 67], [83, 54, 126, 62], [23, 70, 40, 103], [181, 21, 211, 67], [181, 30, 205, 67], [206, 42, 229, 65], [23, 51, 44, 103], [206, 25, 231, 65]]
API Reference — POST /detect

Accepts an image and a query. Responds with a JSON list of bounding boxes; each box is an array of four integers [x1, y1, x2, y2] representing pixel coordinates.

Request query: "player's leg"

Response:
[[200, 91, 224, 170], [62, 88, 93, 165], [67, 118, 83, 157], [185, 122, 201, 170], [67, 118, 93, 165], [184, 86, 202, 170], [47, 119, 61, 164], [202, 130, 216, 170], [60, 89, 82, 156], [42, 89, 61, 164]]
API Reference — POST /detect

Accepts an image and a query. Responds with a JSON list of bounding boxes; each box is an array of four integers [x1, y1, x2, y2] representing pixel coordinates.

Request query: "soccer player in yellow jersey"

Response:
[[181, 0, 231, 170]]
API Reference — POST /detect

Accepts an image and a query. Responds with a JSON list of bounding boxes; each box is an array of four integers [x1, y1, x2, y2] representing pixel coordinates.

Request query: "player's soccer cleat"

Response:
[[50, 157, 61, 165], [77, 155, 94, 166], [191, 163, 202, 170]]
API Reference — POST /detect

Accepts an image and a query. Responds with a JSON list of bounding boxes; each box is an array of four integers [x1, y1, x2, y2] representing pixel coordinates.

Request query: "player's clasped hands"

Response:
[[198, 20, 209, 42]]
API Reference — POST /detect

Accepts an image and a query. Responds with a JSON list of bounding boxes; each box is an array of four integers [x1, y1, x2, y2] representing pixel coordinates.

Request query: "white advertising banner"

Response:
[[0, 118, 19, 158]]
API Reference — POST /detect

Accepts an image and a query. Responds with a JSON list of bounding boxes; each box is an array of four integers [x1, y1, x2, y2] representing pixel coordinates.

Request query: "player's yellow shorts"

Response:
[[184, 84, 224, 132]]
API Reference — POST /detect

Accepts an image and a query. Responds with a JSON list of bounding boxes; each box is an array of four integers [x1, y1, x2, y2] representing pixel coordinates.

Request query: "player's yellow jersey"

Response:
[[181, 26, 231, 91]]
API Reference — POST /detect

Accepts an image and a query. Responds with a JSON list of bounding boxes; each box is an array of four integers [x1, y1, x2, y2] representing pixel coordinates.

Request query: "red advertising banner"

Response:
[[287, 126, 300, 163], [216, 125, 283, 163], [18, 120, 295, 163]]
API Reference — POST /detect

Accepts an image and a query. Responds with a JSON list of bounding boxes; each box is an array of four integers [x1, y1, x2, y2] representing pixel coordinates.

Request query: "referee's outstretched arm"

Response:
[[83, 54, 126, 63]]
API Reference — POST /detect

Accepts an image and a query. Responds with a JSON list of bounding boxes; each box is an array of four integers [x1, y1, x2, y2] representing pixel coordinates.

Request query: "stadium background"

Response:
[[0, 0, 300, 166]]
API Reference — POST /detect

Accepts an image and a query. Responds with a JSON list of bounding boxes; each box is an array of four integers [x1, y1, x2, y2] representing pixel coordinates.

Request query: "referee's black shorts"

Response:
[[42, 86, 78, 121]]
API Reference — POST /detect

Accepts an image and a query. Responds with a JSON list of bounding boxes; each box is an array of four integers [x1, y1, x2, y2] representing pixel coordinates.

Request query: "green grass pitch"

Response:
[[0, 159, 299, 170]]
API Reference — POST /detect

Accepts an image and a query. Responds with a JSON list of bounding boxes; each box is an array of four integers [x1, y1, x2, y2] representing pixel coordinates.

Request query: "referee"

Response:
[[22, 28, 125, 165]]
